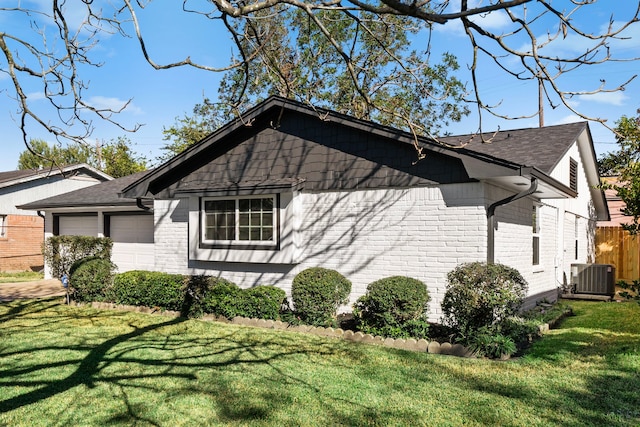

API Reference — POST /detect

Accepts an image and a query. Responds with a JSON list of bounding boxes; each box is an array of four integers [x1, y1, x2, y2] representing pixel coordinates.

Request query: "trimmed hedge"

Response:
[[43, 235, 112, 279], [354, 276, 430, 339], [200, 279, 286, 320], [109, 270, 187, 312], [291, 267, 352, 326], [69, 257, 117, 302], [201, 278, 243, 318], [240, 286, 287, 320]]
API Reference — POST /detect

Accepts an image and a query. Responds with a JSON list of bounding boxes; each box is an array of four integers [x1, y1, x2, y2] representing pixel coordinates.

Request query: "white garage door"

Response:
[[109, 215, 154, 272], [58, 216, 98, 236]]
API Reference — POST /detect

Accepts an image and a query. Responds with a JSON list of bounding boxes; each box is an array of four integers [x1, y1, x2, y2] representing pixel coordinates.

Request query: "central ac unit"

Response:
[[570, 264, 616, 296]]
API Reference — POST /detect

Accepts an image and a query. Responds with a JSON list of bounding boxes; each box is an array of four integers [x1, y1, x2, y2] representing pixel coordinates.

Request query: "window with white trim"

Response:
[[532, 205, 540, 265], [0, 215, 6, 238], [201, 196, 276, 245]]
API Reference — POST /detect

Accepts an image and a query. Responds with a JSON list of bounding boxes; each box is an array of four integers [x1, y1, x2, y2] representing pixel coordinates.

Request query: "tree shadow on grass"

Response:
[[0, 299, 388, 425]]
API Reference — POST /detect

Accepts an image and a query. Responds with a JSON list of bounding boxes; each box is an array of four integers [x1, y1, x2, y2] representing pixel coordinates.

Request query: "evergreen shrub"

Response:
[[69, 257, 117, 302], [441, 262, 528, 336], [110, 270, 186, 311], [354, 276, 430, 339], [291, 267, 351, 326]]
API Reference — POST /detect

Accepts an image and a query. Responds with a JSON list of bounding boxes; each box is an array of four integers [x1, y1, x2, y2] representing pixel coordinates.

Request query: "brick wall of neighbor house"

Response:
[[0, 214, 44, 272]]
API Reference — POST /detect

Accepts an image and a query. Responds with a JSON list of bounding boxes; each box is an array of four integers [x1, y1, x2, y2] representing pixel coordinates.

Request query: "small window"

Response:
[[532, 206, 540, 265], [202, 196, 276, 245], [0, 215, 6, 238], [569, 158, 578, 192]]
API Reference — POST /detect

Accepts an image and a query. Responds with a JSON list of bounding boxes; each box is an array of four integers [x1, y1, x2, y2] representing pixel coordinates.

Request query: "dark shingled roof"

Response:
[[18, 170, 151, 210], [0, 169, 39, 185], [0, 164, 112, 189], [19, 98, 596, 211], [442, 121, 588, 175]]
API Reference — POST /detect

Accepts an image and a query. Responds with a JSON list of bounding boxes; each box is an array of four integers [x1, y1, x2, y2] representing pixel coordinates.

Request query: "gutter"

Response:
[[136, 198, 152, 212], [487, 177, 538, 264]]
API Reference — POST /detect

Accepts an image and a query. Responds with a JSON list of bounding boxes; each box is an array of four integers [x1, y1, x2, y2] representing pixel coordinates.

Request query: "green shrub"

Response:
[[110, 271, 186, 311], [201, 278, 243, 318], [291, 267, 352, 326], [43, 235, 112, 279], [500, 315, 541, 343], [69, 257, 117, 302], [467, 327, 517, 359], [182, 275, 213, 318], [441, 262, 528, 337], [354, 276, 430, 339], [240, 286, 287, 320], [200, 280, 286, 320]]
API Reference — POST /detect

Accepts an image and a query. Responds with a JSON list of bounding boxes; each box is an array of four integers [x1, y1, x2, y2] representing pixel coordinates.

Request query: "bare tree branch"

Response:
[[1, 0, 639, 162]]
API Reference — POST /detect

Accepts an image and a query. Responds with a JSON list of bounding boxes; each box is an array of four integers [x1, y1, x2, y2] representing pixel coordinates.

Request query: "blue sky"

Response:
[[1, 1, 639, 172]]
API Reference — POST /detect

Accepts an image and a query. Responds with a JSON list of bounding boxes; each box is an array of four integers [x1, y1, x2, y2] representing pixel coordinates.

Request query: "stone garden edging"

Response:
[[77, 300, 570, 359]]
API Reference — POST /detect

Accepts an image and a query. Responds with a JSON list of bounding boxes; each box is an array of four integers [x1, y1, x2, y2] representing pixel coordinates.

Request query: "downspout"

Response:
[[487, 177, 538, 264], [136, 198, 152, 212]]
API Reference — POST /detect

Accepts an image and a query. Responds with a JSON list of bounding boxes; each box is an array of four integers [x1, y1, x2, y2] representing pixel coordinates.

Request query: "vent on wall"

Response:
[[570, 264, 616, 296]]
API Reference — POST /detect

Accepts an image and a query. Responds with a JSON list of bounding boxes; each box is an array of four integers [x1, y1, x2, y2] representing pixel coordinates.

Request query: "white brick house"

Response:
[[23, 97, 608, 320]]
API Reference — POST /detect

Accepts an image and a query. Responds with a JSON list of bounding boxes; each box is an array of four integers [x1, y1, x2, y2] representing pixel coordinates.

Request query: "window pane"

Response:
[[263, 213, 273, 227], [533, 236, 540, 265], [239, 213, 249, 227], [203, 197, 275, 243], [204, 200, 235, 241], [263, 227, 273, 241], [239, 227, 249, 240]]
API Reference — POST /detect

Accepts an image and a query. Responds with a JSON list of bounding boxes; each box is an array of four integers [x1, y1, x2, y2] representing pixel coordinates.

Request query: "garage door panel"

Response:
[[58, 216, 98, 236], [110, 215, 154, 272], [110, 215, 154, 243]]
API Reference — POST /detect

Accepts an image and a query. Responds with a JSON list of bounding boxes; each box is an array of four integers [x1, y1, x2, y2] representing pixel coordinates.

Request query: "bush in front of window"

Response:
[[235, 286, 287, 320], [200, 280, 287, 321], [69, 257, 117, 302], [201, 278, 243, 318], [353, 276, 430, 339], [109, 270, 187, 312], [441, 262, 528, 358], [291, 267, 352, 327]]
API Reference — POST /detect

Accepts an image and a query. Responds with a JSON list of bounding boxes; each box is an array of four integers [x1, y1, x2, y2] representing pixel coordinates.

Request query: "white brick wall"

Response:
[[153, 198, 189, 274], [152, 183, 487, 321], [150, 179, 591, 320]]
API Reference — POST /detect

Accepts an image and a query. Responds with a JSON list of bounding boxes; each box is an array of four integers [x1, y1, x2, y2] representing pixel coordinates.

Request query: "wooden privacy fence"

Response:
[[596, 226, 640, 282]]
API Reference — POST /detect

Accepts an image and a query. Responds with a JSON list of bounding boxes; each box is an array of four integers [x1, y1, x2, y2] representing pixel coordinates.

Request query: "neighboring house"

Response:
[[0, 164, 111, 271], [21, 97, 608, 320]]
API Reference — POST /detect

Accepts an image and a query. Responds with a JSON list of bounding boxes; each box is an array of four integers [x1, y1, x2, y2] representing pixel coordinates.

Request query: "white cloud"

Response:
[[577, 91, 628, 106], [88, 96, 143, 115], [433, 1, 515, 36], [25, 92, 47, 101], [553, 115, 583, 125]]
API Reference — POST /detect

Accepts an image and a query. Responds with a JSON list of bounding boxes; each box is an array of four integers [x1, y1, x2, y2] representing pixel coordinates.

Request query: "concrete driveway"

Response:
[[0, 279, 66, 302]]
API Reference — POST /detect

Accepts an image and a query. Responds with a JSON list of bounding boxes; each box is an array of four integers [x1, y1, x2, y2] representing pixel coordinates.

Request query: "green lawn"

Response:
[[1, 299, 639, 426], [0, 271, 43, 283]]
